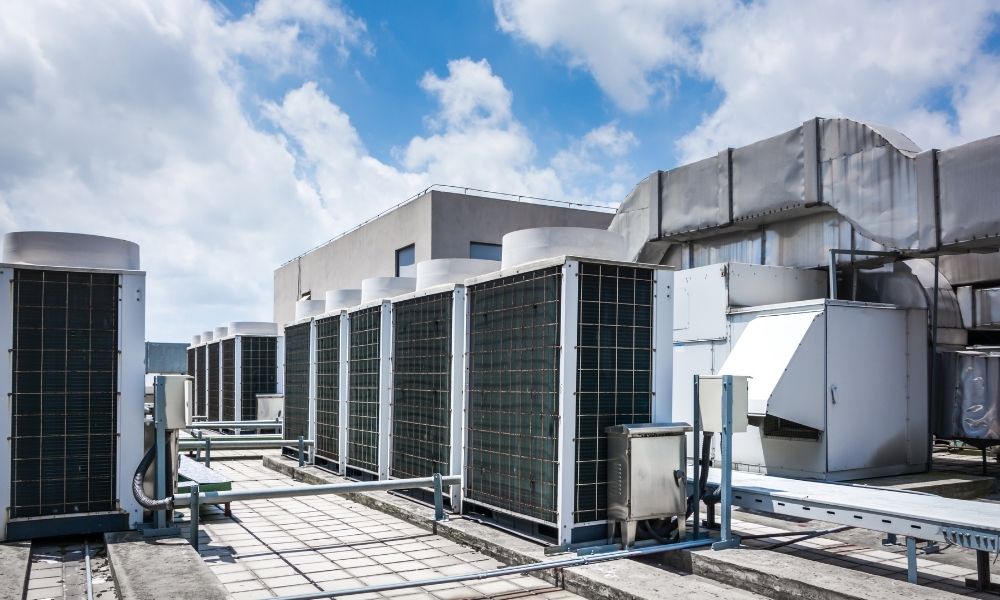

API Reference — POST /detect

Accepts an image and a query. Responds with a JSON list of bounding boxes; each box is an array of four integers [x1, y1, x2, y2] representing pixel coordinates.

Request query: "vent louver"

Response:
[[347, 306, 381, 474], [207, 342, 220, 420], [283, 322, 310, 444], [240, 336, 277, 421], [221, 338, 235, 421], [195, 345, 206, 417]]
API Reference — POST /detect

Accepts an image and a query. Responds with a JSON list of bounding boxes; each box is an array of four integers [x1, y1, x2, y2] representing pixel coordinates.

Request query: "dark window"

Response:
[[470, 242, 501, 262], [395, 244, 415, 277]]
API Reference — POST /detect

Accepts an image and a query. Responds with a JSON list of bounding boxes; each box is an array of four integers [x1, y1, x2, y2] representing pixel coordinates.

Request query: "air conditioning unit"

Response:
[[282, 298, 325, 458], [387, 259, 497, 508], [0, 232, 146, 541], [187, 335, 206, 420], [216, 322, 283, 426], [462, 230, 673, 545]]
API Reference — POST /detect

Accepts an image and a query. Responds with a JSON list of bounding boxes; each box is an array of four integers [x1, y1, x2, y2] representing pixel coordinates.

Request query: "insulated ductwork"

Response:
[[500, 227, 627, 269], [295, 299, 326, 321], [360, 277, 416, 303], [325, 289, 361, 312], [415, 259, 499, 290]]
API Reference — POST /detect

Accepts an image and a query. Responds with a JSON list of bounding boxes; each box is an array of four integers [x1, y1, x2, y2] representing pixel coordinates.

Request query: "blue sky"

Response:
[[1, 0, 998, 341]]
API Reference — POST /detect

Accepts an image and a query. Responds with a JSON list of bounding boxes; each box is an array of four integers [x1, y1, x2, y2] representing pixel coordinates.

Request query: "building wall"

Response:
[[273, 190, 613, 327]]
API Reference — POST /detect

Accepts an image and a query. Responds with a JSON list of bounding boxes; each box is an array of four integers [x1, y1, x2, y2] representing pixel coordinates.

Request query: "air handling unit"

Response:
[[388, 259, 498, 507], [217, 322, 283, 425], [671, 263, 928, 480], [344, 277, 416, 478], [0, 232, 145, 541], [462, 227, 673, 545]]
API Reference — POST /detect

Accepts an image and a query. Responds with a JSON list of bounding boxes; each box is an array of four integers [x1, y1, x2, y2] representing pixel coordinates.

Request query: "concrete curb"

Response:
[[105, 531, 228, 600], [0, 541, 31, 600], [263, 456, 965, 600]]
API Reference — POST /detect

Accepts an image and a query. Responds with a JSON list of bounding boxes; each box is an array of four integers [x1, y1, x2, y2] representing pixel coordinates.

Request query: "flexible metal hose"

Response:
[[133, 445, 174, 511]]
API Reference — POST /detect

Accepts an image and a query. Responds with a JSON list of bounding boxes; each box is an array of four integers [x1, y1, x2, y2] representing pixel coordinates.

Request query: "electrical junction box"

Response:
[[697, 375, 749, 433]]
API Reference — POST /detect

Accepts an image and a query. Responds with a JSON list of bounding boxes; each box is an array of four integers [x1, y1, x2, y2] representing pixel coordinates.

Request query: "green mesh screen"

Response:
[[207, 342, 220, 420], [348, 306, 381, 473], [391, 292, 452, 480], [574, 263, 654, 523], [10, 269, 119, 518], [239, 336, 277, 421], [466, 267, 561, 523], [283, 322, 311, 444], [195, 345, 206, 417], [315, 315, 340, 463]]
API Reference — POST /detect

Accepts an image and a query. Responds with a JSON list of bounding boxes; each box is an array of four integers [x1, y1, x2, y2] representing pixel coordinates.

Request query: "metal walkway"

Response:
[[701, 468, 1000, 592]]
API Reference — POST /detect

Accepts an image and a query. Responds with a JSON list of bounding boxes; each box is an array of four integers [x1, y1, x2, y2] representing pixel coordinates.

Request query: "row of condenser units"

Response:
[[186, 323, 284, 424], [279, 228, 674, 545]]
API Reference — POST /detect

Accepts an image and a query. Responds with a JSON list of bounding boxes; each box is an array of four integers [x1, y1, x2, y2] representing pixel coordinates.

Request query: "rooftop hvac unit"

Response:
[[463, 250, 672, 545], [217, 322, 283, 426], [0, 232, 145, 541], [302, 290, 359, 472], [388, 259, 498, 507], [345, 277, 416, 478], [206, 340, 220, 421]]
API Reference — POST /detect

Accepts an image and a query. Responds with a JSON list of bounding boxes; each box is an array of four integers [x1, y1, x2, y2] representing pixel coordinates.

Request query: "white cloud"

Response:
[[494, 0, 1000, 161], [0, 3, 636, 341]]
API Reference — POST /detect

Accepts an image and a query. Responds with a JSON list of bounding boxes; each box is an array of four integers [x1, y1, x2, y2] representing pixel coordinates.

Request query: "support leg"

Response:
[[965, 550, 999, 593], [623, 521, 638, 549], [906, 537, 918, 584]]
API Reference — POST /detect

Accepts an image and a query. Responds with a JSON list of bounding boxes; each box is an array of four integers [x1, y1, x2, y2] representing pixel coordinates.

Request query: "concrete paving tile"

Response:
[[338, 556, 378, 569], [297, 560, 337, 574], [216, 569, 259, 583], [255, 565, 298, 578], [471, 579, 521, 595], [348, 564, 392, 578], [264, 574, 310, 588], [421, 555, 463, 568], [26, 587, 64, 600], [230, 590, 272, 600], [318, 577, 362, 591], [271, 583, 323, 595], [227, 580, 266, 593]]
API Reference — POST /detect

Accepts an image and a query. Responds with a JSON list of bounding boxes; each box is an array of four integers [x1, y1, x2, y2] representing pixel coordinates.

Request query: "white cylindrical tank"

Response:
[[192, 334, 202, 345], [361, 277, 417, 303], [500, 227, 627, 270], [325, 289, 362, 312], [202, 330, 214, 342], [228, 321, 279, 336], [415, 259, 500, 291], [295, 299, 326, 321], [2, 231, 140, 270], [214, 326, 229, 339]]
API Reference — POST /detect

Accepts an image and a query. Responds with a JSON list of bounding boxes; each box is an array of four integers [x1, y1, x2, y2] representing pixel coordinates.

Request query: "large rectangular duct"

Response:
[[463, 258, 672, 544]]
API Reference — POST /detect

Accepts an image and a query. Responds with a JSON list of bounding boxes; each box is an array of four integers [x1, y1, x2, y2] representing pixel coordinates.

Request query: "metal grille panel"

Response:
[[10, 269, 120, 518], [207, 342, 220, 421], [195, 345, 206, 417], [315, 315, 340, 463], [391, 292, 452, 480], [240, 336, 277, 421], [466, 267, 561, 523], [575, 263, 654, 523], [283, 322, 310, 444], [221, 338, 236, 422], [348, 306, 381, 473]]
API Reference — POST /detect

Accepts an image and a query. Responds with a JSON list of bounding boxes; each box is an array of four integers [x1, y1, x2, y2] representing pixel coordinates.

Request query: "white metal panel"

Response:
[[307, 321, 317, 462], [119, 271, 146, 527], [726, 263, 827, 307], [652, 268, 674, 421], [449, 288, 466, 509], [719, 310, 825, 429], [338, 314, 349, 475], [556, 261, 579, 545], [0, 269, 13, 538], [673, 264, 728, 342], [826, 304, 909, 472], [378, 302, 392, 479]]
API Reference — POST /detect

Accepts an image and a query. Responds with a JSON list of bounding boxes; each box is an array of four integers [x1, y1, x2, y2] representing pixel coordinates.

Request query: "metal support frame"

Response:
[[692, 375, 701, 541], [182, 474, 461, 551], [142, 375, 180, 537], [186, 420, 282, 431], [711, 375, 739, 550]]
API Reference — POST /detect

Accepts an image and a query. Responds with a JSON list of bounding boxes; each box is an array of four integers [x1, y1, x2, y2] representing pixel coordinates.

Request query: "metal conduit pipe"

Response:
[[132, 445, 173, 511], [271, 538, 715, 600]]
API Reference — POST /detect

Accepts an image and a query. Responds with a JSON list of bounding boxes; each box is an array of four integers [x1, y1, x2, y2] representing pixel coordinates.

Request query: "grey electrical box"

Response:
[[606, 422, 691, 548]]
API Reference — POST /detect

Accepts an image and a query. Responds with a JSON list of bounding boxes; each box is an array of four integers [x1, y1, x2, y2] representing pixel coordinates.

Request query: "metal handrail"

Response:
[[184, 473, 459, 550], [178, 439, 313, 450], [186, 420, 282, 430]]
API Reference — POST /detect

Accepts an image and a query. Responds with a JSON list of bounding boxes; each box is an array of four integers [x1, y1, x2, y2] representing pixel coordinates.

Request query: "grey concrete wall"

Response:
[[429, 191, 613, 258], [273, 191, 613, 327]]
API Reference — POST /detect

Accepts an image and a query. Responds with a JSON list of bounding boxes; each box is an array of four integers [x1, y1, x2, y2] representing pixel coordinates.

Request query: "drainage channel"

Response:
[[25, 535, 118, 600]]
